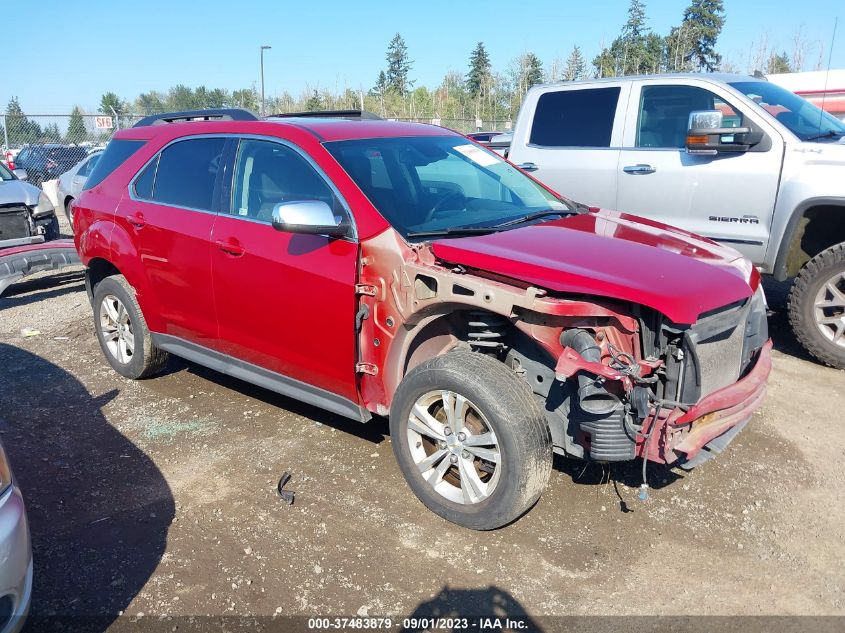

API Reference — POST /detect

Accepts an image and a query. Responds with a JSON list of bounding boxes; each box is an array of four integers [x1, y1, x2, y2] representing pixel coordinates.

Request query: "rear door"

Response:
[[117, 136, 226, 346], [210, 136, 359, 402], [508, 82, 629, 209], [616, 79, 783, 263]]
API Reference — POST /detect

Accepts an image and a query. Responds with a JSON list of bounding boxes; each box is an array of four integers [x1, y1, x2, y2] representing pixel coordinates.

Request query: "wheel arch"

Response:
[[774, 197, 845, 280]]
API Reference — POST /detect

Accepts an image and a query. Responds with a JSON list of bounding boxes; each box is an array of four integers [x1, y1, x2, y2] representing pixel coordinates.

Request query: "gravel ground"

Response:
[[1, 220, 843, 630]]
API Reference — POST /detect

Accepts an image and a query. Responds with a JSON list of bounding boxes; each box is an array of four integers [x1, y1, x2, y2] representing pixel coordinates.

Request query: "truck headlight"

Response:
[[0, 442, 12, 497], [33, 192, 55, 217]]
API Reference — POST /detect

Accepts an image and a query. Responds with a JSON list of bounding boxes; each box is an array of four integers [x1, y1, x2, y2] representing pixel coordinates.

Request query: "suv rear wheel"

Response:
[[93, 275, 169, 379], [390, 350, 552, 530], [789, 243, 845, 369]]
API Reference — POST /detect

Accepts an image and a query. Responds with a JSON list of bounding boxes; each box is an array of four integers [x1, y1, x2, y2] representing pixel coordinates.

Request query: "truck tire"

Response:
[[92, 275, 169, 379], [788, 242, 845, 369], [390, 350, 552, 530]]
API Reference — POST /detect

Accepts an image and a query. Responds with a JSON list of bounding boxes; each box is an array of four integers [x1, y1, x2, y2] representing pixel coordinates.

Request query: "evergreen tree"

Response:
[[371, 71, 388, 97], [305, 90, 322, 111], [66, 106, 87, 143], [385, 33, 413, 95], [466, 42, 492, 97], [136, 91, 165, 114], [667, 0, 725, 71], [564, 46, 587, 80], [5, 97, 41, 145], [767, 51, 793, 74], [593, 0, 664, 76], [43, 122, 62, 143], [523, 53, 544, 89], [99, 92, 126, 115]]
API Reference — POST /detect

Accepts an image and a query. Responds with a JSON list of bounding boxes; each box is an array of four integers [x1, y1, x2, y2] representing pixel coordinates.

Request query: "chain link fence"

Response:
[[1, 111, 511, 208]]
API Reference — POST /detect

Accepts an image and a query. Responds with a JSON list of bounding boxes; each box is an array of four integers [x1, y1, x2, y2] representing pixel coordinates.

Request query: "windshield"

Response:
[[729, 80, 845, 141], [0, 163, 13, 181], [325, 136, 571, 239]]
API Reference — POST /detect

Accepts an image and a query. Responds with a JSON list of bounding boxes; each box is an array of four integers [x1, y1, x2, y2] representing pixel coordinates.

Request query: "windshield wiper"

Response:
[[406, 226, 503, 239], [491, 208, 578, 229], [805, 130, 844, 141]]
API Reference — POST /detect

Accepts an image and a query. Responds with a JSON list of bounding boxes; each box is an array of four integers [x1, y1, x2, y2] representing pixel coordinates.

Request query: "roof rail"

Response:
[[133, 108, 259, 128], [268, 109, 383, 121]]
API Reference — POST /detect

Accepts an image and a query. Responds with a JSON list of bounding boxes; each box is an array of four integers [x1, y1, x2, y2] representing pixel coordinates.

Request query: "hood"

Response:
[[431, 210, 757, 324], [0, 179, 42, 206]]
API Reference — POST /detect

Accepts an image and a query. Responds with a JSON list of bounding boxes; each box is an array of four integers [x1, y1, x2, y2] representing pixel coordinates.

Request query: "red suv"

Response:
[[74, 108, 771, 529]]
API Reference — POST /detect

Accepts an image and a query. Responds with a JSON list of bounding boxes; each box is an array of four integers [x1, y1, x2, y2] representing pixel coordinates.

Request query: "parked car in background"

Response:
[[13, 144, 89, 187], [465, 131, 502, 145], [0, 162, 59, 248], [503, 73, 845, 368], [57, 150, 102, 230], [0, 437, 32, 632], [73, 108, 770, 530]]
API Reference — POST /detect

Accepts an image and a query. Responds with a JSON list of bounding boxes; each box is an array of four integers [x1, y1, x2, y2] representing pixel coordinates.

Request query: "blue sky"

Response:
[[4, 0, 843, 113]]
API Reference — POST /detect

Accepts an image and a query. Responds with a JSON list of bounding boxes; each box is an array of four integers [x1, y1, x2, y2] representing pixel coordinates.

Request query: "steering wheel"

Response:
[[424, 190, 466, 223]]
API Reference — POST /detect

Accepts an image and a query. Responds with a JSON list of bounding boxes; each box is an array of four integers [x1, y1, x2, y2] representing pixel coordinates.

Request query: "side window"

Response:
[[152, 138, 226, 211], [529, 87, 620, 147], [636, 85, 744, 149], [230, 139, 343, 223], [133, 155, 158, 199], [78, 154, 101, 177]]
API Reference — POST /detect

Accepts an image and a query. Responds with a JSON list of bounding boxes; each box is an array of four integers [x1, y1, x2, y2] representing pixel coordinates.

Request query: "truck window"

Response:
[[636, 85, 743, 149], [529, 87, 620, 148]]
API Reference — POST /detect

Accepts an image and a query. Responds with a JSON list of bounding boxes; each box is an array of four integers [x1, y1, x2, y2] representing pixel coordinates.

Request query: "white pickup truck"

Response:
[[501, 73, 845, 368]]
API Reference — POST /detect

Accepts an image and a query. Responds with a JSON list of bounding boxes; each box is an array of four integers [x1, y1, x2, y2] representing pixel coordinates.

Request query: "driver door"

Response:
[[616, 81, 783, 263]]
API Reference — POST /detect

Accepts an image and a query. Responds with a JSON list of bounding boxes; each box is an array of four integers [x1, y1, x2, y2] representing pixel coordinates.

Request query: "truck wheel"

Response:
[[92, 275, 169, 379], [788, 243, 845, 369], [390, 350, 552, 530]]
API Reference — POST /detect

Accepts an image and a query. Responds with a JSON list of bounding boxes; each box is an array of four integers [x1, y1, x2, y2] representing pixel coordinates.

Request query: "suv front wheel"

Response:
[[93, 275, 169, 379], [789, 243, 845, 369], [390, 350, 552, 530]]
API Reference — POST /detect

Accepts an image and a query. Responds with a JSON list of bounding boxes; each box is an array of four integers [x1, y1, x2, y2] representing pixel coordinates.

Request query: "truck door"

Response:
[[616, 81, 783, 263], [509, 83, 629, 210]]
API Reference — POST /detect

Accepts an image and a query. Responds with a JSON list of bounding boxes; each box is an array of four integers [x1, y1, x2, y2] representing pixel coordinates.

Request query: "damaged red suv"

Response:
[[74, 108, 771, 529]]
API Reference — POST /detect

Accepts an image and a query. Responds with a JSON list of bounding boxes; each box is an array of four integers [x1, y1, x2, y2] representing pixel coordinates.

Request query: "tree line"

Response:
[[4, 0, 830, 145]]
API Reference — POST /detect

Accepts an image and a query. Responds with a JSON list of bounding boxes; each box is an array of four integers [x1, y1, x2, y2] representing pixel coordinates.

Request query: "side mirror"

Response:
[[686, 110, 757, 155], [271, 200, 350, 238], [12, 168, 28, 180]]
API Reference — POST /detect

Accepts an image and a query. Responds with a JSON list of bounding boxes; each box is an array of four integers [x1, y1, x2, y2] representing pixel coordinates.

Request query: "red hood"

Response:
[[431, 210, 757, 324]]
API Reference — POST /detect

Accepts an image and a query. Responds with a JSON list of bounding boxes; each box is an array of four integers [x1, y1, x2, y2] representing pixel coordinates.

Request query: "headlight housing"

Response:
[[0, 442, 13, 497], [33, 192, 55, 217]]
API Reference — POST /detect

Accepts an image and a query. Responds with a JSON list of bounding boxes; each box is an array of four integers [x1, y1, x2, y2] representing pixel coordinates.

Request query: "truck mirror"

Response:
[[687, 109, 754, 155]]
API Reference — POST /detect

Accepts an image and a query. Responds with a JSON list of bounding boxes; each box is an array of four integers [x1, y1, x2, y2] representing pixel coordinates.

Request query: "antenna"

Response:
[[817, 17, 838, 136]]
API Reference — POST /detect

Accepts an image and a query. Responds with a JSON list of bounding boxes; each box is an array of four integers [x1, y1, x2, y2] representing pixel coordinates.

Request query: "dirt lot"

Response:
[[1, 223, 843, 630]]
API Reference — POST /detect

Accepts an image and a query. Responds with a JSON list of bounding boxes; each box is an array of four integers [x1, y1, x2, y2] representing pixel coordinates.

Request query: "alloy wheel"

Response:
[[406, 390, 501, 505], [813, 271, 845, 349], [99, 294, 135, 364]]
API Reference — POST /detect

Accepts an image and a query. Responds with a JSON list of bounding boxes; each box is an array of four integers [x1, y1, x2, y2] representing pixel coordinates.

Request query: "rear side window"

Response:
[[529, 87, 620, 147], [152, 138, 226, 211], [133, 155, 158, 199], [83, 140, 145, 190]]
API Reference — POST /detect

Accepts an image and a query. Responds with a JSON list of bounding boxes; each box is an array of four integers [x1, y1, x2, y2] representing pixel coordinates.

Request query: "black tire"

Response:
[[788, 242, 845, 369], [44, 215, 60, 241], [390, 350, 552, 530], [92, 275, 169, 379]]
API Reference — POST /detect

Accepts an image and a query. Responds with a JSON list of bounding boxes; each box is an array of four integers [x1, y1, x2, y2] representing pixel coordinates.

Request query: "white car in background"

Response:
[[56, 150, 102, 230]]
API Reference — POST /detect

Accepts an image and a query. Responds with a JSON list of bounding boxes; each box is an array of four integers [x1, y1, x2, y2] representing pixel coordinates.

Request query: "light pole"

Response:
[[260, 45, 272, 117]]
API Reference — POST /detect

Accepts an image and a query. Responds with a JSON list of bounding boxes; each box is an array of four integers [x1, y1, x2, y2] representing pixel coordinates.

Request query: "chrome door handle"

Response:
[[516, 162, 539, 172], [622, 164, 656, 175]]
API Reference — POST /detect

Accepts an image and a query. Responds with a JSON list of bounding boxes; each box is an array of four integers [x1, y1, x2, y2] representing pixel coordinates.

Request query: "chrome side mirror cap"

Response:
[[271, 200, 349, 238]]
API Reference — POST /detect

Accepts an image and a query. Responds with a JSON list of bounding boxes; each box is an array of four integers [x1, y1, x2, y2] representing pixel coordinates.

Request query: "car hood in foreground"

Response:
[[431, 210, 757, 324], [0, 180, 41, 206]]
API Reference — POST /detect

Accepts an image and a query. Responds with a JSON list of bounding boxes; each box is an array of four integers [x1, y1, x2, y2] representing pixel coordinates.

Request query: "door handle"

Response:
[[214, 239, 245, 256], [127, 212, 146, 228], [622, 164, 656, 175], [516, 162, 539, 172]]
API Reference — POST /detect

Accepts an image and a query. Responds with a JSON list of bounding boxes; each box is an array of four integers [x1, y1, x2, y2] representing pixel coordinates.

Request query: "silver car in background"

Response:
[[0, 439, 31, 633], [56, 150, 102, 231]]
